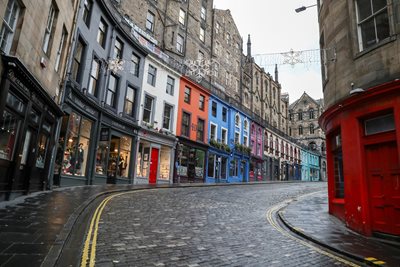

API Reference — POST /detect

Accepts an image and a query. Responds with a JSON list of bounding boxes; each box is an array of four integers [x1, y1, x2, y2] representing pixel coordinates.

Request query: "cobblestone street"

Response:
[[91, 183, 350, 266]]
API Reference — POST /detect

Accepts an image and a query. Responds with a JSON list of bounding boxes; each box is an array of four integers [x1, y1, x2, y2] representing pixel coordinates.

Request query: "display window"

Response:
[[136, 142, 150, 178], [177, 145, 205, 180], [159, 146, 171, 180], [0, 110, 20, 161], [207, 153, 228, 179], [61, 113, 92, 176]]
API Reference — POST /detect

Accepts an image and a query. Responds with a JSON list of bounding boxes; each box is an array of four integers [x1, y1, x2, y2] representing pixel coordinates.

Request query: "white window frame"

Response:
[[162, 103, 173, 131], [221, 127, 228, 144], [142, 94, 154, 123], [176, 34, 184, 53], [235, 113, 241, 127], [179, 9, 186, 25], [210, 122, 217, 141], [54, 27, 67, 72], [42, 2, 57, 54], [200, 5, 206, 21], [199, 27, 205, 42], [0, 0, 20, 54], [234, 131, 240, 144], [146, 11, 155, 32], [243, 135, 248, 147]]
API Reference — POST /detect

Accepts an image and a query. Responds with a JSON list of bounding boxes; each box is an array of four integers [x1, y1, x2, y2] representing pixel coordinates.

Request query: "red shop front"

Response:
[[320, 80, 400, 238]]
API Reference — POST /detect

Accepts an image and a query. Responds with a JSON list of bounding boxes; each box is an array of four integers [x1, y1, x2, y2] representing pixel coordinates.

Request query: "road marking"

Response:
[[266, 193, 361, 267]]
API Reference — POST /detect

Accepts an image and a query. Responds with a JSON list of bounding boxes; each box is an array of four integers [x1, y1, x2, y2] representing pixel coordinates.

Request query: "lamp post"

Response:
[[295, 4, 317, 13]]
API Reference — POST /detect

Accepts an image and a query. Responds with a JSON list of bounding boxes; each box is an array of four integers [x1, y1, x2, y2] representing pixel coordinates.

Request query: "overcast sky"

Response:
[[213, 0, 323, 103]]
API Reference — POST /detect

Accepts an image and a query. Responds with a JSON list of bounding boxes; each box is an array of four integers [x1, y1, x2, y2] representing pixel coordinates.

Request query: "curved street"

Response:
[[78, 182, 357, 266]]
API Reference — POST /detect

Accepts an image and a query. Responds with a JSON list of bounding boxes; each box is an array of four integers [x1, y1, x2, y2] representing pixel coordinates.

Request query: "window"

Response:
[[234, 132, 240, 144], [214, 62, 219, 77], [208, 154, 215, 178], [222, 107, 227, 122], [356, 0, 389, 50], [215, 41, 220, 56], [216, 22, 220, 34], [331, 131, 344, 198], [199, 27, 205, 42], [235, 114, 240, 127], [142, 95, 154, 123], [222, 128, 227, 144], [0, 0, 20, 54], [54, 27, 67, 72], [114, 38, 123, 59], [229, 158, 239, 177], [309, 109, 315, 119], [97, 18, 107, 48], [162, 104, 173, 130], [226, 71, 230, 86], [181, 112, 190, 137], [124, 85, 136, 117], [0, 109, 21, 161], [176, 34, 184, 53], [243, 135, 248, 146], [42, 2, 58, 54], [147, 64, 157, 86], [106, 74, 118, 107], [310, 124, 315, 134], [166, 76, 175, 95], [243, 119, 248, 132], [298, 125, 303, 135], [184, 87, 191, 103], [82, 0, 92, 27], [130, 53, 140, 76], [244, 93, 249, 106], [364, 113, 395, 135], [197, 119, 205, 142], [179, 9, 185, 25], [200, 5, 206, 21], [71, 38, 85, 83], [146, 11, 155, 32], [210, 123, 217, 141], [298, 111, 303, 121], [226, 32, 231, 45], [211, 102, 217, 117], [199, 95, 205, 110], [88, 57, 100, 96], [198, 50, 204, 61]]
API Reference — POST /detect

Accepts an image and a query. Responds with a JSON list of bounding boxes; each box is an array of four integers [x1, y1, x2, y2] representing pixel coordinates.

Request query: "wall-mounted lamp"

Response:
[[82, 88, 87, 95], [349, 83, 365, 95]]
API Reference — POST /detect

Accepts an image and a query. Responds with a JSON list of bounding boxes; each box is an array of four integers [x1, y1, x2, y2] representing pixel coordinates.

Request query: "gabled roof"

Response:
[[289, 92, 321, 110]]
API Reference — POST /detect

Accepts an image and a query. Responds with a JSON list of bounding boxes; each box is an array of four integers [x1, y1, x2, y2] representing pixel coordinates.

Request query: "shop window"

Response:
[[181, 112, 190, 137], [208, 153, 215, 178], [108, 135, 131, 178], [0, 0, 21, 54], [177, 145, 189, 177], [331, 131, 344, 198], [124, 85, 136, 117], [159, 146, 171, 180], [36, 123, 51, 168], [229, 158, 238, 176], [221, 157, 227, 179], [95, 140, 108, 176], [194, 149, 205, 179], [364, 113, 395, 136], [136, 143, 150, 178], [0, 110, 20, 161], [62, 112, 92, 176]]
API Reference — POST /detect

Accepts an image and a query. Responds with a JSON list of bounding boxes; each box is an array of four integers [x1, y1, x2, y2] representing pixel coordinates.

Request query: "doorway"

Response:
[[149, 147, 159, 184], [366, 141, 400, 236]]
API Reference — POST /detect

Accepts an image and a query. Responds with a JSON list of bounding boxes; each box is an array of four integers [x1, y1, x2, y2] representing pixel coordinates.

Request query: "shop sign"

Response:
[[70, 94, 98, 117], [7, 69, 30, 96], [111, 120, 127, 131], [123, 16, 158, 45], [100, 128, 109, 141]]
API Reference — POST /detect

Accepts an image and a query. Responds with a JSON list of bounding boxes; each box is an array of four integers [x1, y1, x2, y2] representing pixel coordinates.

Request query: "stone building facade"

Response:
[[289, 92, 325, 154], [116, 0, 213, 65], [211, 9, 242, 97], [0, 0, 77, 200]]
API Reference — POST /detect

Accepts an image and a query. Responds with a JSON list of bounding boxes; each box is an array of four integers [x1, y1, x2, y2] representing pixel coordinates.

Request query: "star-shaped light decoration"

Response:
[[108, 58, 125, 74], [282, 49, 304, 67], [185, 59, 213, 83]]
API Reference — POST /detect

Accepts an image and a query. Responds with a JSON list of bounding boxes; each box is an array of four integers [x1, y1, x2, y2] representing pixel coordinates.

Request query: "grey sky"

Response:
[[213, 0, 323, 103]]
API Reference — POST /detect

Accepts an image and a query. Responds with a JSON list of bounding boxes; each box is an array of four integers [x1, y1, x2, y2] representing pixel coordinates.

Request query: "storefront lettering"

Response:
[[7, 69, 30, 96], [70, 94, 98, 116], [111, 121, 127, 131]]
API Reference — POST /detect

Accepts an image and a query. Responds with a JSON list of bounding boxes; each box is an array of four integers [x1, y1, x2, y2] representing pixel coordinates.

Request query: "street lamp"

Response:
[[295, 4, 317, 13]]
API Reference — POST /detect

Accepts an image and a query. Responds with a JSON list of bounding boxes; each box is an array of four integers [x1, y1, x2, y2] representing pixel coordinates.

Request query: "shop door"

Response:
[[366, 141, 400, 235], [149, 148, 159, 184]]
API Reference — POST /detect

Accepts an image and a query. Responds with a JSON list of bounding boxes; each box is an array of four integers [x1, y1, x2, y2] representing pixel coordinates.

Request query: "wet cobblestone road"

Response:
[[90, 182, 355, 266]]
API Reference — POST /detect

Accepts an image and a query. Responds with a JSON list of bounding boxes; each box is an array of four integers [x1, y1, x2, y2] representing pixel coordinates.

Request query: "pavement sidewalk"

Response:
[[278, 190, 400, 267]]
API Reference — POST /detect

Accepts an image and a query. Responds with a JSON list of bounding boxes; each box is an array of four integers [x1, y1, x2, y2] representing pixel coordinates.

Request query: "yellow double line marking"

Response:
[[80, 192, 127, 267], [266, 194, 360, 267]]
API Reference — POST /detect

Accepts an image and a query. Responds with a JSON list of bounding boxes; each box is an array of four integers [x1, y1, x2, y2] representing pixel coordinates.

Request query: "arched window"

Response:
[[309, 142, 317, 151], [270, 135, 273, 149], [251, 125, 255, 134], [298, 109, 303, 121], [321, 142, 326, 152], [243, 119, 248, 132], [309, 124, 315, 134], [299, 126, 303, 135], [244, 92, 249, 105], [235, 114, 240, 127]]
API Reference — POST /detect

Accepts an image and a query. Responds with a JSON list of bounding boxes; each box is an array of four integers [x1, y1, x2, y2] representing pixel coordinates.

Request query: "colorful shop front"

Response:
[[0, 56, 63, 201], [56, 84, 140, 186], [249, 121, 264, 181], [206, 95, 231, 183], [175, 76, 210, 183]]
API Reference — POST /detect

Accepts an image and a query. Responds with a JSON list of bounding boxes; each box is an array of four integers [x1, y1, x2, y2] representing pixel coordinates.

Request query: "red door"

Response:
[[149, 148, 159, 184], [366, 141, 400, 235]]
